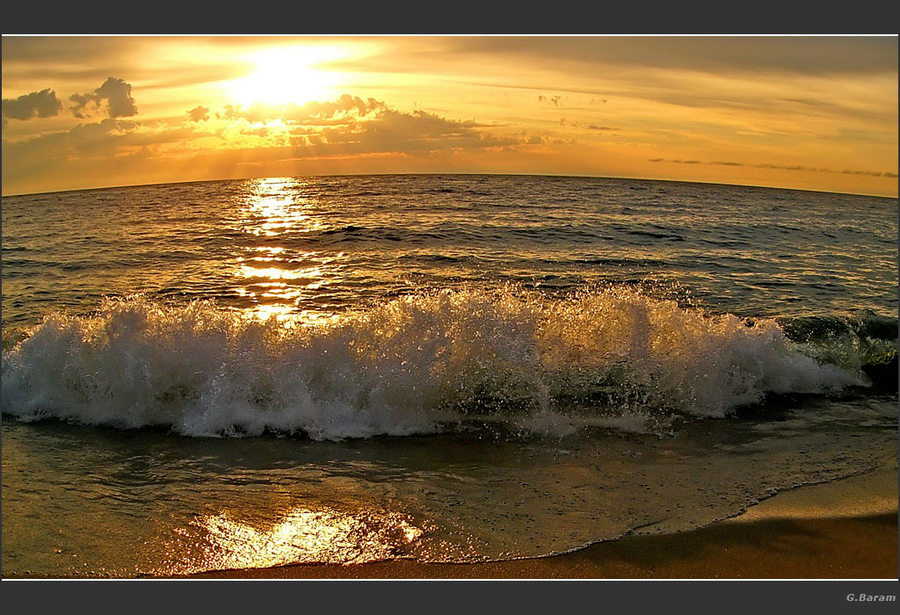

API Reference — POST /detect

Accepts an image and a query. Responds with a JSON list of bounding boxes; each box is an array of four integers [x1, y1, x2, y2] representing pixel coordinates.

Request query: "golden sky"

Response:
[[2, 35, 897, 197]]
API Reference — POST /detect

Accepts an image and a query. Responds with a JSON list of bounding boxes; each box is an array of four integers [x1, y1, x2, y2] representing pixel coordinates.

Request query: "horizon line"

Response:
[[2, 171, 897, 200]]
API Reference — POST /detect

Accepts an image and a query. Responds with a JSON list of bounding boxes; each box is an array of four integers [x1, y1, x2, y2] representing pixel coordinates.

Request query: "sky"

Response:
[[1, 35, 897, 197]]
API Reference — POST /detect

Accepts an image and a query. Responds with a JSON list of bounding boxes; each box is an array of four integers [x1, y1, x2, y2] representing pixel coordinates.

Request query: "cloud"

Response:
[[538, 95, 561, 107], [286, 106, 517, 157], [650, 158, 701, 165], [1, 89, 63, 120], [2, 116, 213, 195], [216, 95, 385, 124], [444, 37, 898, 77], [3, 118, 202, 170], [649, 157, 895, 178], [217, 104, 240, 121], [70, 77, 138, 119], [210, 94, 520, 157], [560, 118, 616, 132], [841, 169, 898, 178], [68, 92, 96, 118], [4, 93, 527, 194], [240, 126, 269, 137], [188, 105, 210, 122], [94, 78, 138, 117]]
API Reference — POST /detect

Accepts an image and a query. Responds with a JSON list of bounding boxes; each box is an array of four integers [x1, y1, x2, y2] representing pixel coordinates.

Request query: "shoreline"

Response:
[[189, 469, 899, 580]]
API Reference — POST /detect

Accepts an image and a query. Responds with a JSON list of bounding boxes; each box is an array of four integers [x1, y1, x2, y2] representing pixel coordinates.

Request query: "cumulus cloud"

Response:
[[2, 89, 63, 120], [188, 105, 210, 122], [296, 106, 517, 156], [70, 77, 138, 119], [212, 94, 520, 157]]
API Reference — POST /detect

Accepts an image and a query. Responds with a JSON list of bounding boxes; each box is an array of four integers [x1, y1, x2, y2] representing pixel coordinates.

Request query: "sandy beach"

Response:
[[189, 468, 898, 580]]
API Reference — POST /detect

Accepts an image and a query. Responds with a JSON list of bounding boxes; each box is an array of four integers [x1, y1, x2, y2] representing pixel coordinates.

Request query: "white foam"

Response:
[[1, 289, 865, 439]]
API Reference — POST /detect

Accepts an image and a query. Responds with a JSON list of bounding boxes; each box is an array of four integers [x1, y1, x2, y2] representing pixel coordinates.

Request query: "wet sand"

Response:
[[190, 469, 898, 580]]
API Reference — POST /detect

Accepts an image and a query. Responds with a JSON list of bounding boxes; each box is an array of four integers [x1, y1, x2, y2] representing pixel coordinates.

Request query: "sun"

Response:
[[226, 45, 347, 107]]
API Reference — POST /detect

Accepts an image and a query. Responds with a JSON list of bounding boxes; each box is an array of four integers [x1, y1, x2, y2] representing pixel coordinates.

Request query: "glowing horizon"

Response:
[[2, 35, 897, 198]]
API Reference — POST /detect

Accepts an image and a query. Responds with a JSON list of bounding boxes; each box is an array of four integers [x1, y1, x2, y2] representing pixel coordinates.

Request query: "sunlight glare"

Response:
[[172, 506, 424, 573], [227, 45, 348, 106]]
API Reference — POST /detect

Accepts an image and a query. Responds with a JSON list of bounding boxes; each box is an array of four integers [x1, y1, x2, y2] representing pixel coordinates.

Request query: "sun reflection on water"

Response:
[[239, 264, 325, 281], [169, 506, 424, 574], [232, 178, 345, 324], [244, 177, 326, 237]]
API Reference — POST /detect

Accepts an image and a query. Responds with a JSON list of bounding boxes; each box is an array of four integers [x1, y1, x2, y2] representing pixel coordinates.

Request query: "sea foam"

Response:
[[1, 288, 870, 439]]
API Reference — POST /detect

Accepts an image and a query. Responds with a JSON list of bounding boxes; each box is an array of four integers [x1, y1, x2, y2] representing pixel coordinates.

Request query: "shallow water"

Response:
[[3, 392, 896, 577], [2, 175, 897, 577]]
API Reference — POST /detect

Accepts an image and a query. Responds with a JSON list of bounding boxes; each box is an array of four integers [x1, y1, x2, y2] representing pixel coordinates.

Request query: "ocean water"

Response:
[[1, 174, 897, 577]]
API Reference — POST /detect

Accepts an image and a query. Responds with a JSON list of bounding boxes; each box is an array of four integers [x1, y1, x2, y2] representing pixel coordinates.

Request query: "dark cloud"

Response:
[[95, 77, 138, 117], [68, 92, 97, 118], [1, 89, 63, 120], [188, 105, 210, 122], [70, 77, 138, 119]]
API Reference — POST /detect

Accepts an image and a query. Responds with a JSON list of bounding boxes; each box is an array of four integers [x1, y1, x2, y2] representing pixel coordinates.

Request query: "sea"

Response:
[[2, 174, 897, 578]]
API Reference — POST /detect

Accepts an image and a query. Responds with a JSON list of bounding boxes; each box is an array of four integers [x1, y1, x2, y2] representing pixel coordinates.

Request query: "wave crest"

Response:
[[1, 288, 878, 439]]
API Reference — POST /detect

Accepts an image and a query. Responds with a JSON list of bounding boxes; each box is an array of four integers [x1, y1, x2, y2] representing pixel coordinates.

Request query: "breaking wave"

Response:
[[2, 288, 892, 439]]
